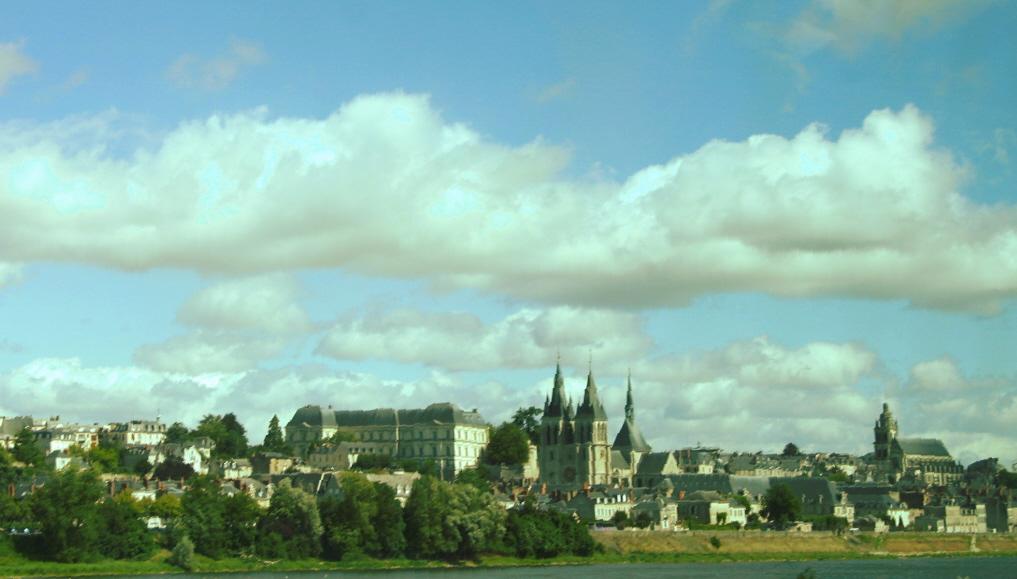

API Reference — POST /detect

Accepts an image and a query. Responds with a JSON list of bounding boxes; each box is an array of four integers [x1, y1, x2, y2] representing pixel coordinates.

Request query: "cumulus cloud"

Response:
[[2, 341, 1014, 464], [134, 274, 308, 373], [133, 331, 286, 374], [166, 38, 265, 90], [787, 0, 989, 55], [317, 306, 651, 371], [0, 42, 36, 94], [178, 274, 310, 334], [0, 95, 1015, 312], [0, 262, 22, 288]]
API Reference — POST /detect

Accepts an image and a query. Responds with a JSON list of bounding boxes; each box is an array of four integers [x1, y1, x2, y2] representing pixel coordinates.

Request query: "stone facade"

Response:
[[872, 403, 963, 485], [285, 402, 488, 477]]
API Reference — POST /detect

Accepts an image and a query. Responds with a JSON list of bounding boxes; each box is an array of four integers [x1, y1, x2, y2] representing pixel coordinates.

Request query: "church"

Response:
[[537, 361, 652, 491], [873, 402, 964, 485]]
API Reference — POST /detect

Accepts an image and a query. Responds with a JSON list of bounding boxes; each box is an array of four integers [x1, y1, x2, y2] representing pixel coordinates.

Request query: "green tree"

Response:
[[0, 490, 25, 528], [13, 427, 45, 468], [139, 493, 183, 520], [635, 510, 654, 529], [511, 406, 542, 445], [223, 492, 261, 555], [320, 472, 378, 560], [85, 443, 121, 473], [168, 535, 195, 571], [782, 442, 800, 457], [153, 456, 196, 481], [28, 468, 105, 562], [372, 482, 406, 558], [762, 483, 801, 529], [165, 422, 190, 444], [484, 423, 529, 466], [504, 499, 596, 558], [454, 467, 491, 492], [404, 478, 506, 560], [353, 453, 392, 471], [181, 476, 230, 558], [195, 414, 248, 458], [256, 479, 322, 559], [996, 469, 1017, 490], [97, 493, 153, 560], [263, 415, 291, 454], [611, 509, 629, 530]]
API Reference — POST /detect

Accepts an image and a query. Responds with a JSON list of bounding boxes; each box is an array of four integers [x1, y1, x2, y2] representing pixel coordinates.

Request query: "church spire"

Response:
[[576, 364, 607, 420], [625, 369, 635, 421], [545, 358, 568, 417]]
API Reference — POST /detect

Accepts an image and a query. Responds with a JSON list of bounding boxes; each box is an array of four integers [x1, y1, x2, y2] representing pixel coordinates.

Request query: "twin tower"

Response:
[[537, 361, 651, 490]]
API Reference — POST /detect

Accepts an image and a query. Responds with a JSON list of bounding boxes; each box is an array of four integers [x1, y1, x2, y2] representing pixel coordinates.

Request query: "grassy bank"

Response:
[[3, 533, 1017, 577]]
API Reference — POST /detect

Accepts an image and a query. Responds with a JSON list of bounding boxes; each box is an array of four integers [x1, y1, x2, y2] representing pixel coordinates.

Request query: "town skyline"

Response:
[[1, 2, 1016, 468]]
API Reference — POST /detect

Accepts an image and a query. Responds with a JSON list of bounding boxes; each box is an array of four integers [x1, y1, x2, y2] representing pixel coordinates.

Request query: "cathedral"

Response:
[[873, 402, 963, 485], [537, 361, 652, 490]]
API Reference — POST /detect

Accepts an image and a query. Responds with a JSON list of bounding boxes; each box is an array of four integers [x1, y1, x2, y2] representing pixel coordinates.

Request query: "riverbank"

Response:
[[3, 533, 1017, 577]]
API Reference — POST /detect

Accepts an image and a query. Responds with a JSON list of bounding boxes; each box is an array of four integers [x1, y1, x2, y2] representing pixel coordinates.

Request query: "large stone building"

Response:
[[537, 363, 660, 491], [285, 402, 488, 477], [537, 362, 614, 490], [872, 403, 963, 485]]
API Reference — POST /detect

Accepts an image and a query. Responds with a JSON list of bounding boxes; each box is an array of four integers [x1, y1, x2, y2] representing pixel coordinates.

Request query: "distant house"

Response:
[[677, 490, 731, 525], [770, 478, 854, 523], [102, 420, 167, 447], [631, 496, 679, 529], [365, 472, 421, 505], [567, 488, 632, 522], [914, 504, 988, 533], [633, 452, 680, 488]]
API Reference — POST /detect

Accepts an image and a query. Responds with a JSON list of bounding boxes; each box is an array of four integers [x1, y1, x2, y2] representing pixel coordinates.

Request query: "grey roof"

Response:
[[544, 363, 568, 418], [666, 474, 735, 494], [287, 405, 338, 429], [895, 438, 951, 458], [610, 449, 630, 471], [613, 418, 652, 453], [289, 403, 486, 430], [636, 452, 674, 476], [770, 477, 839, 504], [0, 416, 33, 436], [575, 372, 608, 421], [729, 476, 773, 497]]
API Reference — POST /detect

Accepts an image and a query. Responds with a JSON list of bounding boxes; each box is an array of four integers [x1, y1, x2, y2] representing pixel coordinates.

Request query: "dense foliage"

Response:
[[511, 406, 542, 445], [262, 415, 292, 454], [256, 479, 322, 558], [484, 423, 530, 466], [762, 483, 802, 529], [504, 499, 598, 558], [195, 413, 249, 458]]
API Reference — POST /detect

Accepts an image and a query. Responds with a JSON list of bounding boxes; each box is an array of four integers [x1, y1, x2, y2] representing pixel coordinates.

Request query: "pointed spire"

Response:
[[625, 370, 635, 421], [576, 364, 607, 421], [545, 360, 567, 417]]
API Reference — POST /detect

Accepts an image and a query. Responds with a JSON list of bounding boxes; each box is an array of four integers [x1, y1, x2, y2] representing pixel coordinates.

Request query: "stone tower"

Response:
[[873, 402, 898, 461], [574, 367, 611, 487], [538, 361, 576, 487]]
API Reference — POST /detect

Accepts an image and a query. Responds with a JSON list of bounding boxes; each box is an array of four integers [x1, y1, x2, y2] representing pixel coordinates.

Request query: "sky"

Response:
[[0, 1, 1015, 466]]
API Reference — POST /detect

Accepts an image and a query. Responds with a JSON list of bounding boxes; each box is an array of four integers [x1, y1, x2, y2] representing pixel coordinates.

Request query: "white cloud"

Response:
[[0, 42, 36, 94], [909, 356, 966, 391], [0, 262, 22, 288], [133, 331, 286, 374], [787, 0, 988, 55], [166, 38, 265, 90], [534, 78, 576, 103], [317, 306, 651, 371], [178, 274, 310, 334], [0, 96, 1016, 312]]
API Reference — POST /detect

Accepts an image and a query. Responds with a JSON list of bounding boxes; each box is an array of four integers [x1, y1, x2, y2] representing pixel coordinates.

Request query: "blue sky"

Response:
[[0, 1, 1015, 465]]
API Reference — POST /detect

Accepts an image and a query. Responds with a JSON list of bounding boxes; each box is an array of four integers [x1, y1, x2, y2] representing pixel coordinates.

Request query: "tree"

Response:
[[168, 535, 195, 571], [85, 443, 121, 473], [511, 406, 542, 445], [140, 494, 182, 520], [263, 415, 291, 454], [13, 427, 44, 467], [762, 483, 801, 529], [256, 479, 322, 559], [320, 472, 378, 560], [635, 510, 654, 529], [454, 467, 492, 492], [504, 500, 597, 558], [612, 510, 629, 530], [176, 480, 258, 558], [28, 469, 105, 562], [195, 414, 248, 458], [353, 454, 392, 471], [782, 442, 800, 457], [484, 423, 529, 466], [372, 482, 406, 558], [153, 456, 196, 481], [165, 422, 190, 444], [403, 477, 457, 559], [97, 493, 153, 560]]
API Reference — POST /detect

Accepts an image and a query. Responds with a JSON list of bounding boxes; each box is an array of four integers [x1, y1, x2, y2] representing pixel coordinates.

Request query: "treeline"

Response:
[[0, 468, 597, 568]]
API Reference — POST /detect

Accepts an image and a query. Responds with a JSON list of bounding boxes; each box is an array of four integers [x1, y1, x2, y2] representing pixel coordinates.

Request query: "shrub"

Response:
[[168, 536, 195, 571], [709, 536, 722, 550]]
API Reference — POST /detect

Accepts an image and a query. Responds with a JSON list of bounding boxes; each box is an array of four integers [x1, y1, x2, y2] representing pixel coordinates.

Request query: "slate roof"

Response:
[[610, 449, 630, 471], [575, 372, 608, 420], [613, 419, 651, 453], [895, 438, 951, 458], [288, 403, 486, 430], [666, 474, 735, 494], [770, 477, 839, 504], [636, 452, 674, 476]]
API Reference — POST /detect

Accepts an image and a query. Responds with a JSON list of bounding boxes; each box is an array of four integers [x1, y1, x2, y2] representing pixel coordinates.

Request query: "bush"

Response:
[[709, 536, 722, 550], [168, 535, 195, 571]]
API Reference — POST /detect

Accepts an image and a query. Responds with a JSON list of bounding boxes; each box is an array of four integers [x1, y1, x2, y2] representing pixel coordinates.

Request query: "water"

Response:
[[104, 557, 1017, 578]]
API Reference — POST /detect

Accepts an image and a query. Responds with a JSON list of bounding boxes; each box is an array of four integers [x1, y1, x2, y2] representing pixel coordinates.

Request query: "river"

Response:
[[100, 557, 1017, 578]]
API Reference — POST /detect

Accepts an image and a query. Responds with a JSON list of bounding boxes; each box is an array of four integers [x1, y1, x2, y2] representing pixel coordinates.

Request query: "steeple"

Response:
[[624, 370, 635, 421], [613, 373, 651, 453], [545, 360, 568, 417], [576, 368, 608, 421]]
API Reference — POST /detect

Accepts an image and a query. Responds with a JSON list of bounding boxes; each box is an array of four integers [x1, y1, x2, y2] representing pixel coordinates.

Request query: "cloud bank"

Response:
[[0, 42, 36, 94], [1, 94, 1016, 312]]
